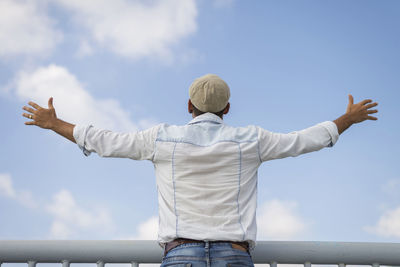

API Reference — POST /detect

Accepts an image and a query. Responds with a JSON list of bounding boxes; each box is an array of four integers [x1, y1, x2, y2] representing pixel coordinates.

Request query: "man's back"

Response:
[[154, 113, 260, 246]]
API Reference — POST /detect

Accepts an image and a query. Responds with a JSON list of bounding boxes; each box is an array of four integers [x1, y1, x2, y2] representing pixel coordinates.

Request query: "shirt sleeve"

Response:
[[73, 124, 161, 161], [258, 121, 339, 162]]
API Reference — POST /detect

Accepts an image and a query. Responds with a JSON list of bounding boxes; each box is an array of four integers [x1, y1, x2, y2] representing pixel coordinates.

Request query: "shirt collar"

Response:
[[187, 112, 224, 125]]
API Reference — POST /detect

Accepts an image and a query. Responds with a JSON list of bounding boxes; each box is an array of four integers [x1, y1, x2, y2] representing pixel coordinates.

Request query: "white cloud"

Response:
[[0, 0, 62, 58], [257, 199, 306, 240], [364, 206, 400, 238], [0, 173, 37, 208], [14, 64, 156, 131], [135, 216, 159, 240], [0, 173, 16, 198], [52, 0, 197, 61], [0, 173, 115, 239], [0, 0, 197, 61], [118, 216, 159, 240], [46, 189, 114, 239]]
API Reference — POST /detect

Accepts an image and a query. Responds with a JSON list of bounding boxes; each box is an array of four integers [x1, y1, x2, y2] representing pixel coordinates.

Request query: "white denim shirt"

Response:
[[73, 113, 339, 248]]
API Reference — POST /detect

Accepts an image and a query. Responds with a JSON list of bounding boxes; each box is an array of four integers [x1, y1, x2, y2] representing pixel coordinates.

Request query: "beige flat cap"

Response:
[[189, 74, 230, 113]]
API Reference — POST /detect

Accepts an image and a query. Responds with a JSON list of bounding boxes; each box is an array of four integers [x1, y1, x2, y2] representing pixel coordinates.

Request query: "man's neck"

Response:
[[192, 112, 224, 120]]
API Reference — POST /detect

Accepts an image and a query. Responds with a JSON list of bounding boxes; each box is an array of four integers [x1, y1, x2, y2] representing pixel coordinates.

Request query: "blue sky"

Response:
[[1, 0, 399, 249]]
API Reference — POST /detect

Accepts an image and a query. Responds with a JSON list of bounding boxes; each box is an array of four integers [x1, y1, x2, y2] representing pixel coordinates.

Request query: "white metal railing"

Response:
[[1, 240, 400, 266]]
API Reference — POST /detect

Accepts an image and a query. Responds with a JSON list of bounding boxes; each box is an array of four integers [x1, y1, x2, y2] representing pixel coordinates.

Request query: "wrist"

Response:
[[50, 118, 61, 131], [343, 112, 356, 124], [334, 113, 355, 135]]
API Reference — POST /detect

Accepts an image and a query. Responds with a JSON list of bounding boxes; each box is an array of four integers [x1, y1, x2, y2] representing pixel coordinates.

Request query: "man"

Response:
[[22, 74, 378, 267]]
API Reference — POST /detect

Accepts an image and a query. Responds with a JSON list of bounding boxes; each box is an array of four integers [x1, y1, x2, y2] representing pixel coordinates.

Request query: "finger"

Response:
[[48, 97, 54, 109], [367, 109, 378, 114], [22, 113, 35, 119], [346, 94, 354, 113], [22, 106, 36, 114], [360, 99, 372, 105], [365, 102, 378, 109], [348, 94, 354, 105], [25, 121, 36, 125], [367, 116, 378, 120], [28, 101, 41, 109]]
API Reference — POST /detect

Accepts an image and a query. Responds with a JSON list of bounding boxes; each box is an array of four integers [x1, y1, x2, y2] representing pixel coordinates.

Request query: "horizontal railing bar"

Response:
[[251, 241, 400, 264], [0, 240, 160, 264], [0, 240, 399, 265]]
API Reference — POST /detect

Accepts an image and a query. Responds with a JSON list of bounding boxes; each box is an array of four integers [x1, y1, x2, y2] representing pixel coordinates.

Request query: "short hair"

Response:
[[192, 104, 226, 118]]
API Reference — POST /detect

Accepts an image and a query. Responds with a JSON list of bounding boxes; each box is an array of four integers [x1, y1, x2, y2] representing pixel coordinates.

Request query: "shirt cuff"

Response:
[[73, 124, 92, 156], [319, 121, 339, 147]]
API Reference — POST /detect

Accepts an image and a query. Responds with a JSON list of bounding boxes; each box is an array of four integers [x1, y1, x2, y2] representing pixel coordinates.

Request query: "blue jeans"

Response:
[[160, 241, 254, 267]]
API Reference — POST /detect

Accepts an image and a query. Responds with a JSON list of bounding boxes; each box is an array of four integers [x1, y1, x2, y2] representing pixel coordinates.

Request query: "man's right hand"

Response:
[[334, 94, 378, 135], [345, 94, 378, 124]]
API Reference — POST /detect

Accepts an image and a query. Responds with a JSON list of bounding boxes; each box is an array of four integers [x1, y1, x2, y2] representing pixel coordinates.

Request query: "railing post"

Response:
[[270, 261, 277, 267], [62, 260, 70, 267], [304, 262, 311, 267], [28, 261, 37, 267], [372, 263, 380, 267], [131, 261, 139, 267], [97, 260, 105, 267], [338, 263, 345, 267]]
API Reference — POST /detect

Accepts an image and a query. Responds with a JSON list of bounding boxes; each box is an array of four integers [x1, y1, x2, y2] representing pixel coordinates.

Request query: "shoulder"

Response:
[[225, 124, 260, 142]]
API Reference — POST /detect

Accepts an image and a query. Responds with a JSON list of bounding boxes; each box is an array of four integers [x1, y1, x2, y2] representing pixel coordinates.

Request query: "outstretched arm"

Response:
[[258, 94, 378, 162], [333, 94, 378, 135], [22, 97, 76, 143]]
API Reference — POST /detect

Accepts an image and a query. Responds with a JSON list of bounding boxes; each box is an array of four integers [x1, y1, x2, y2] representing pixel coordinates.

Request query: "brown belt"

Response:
[[164, 238, 249, 256]]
